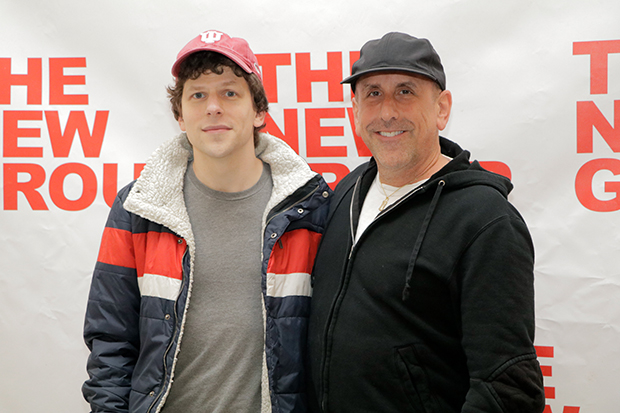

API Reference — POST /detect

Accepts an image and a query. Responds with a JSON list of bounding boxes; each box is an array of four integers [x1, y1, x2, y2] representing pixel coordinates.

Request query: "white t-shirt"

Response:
[[355, 173, 427, 243]]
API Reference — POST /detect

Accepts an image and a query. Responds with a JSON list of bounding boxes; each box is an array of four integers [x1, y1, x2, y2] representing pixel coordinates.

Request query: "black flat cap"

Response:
[[342, 32, 446, 91]]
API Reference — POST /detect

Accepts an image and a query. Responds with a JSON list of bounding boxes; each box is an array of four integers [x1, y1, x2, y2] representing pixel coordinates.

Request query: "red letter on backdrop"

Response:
[[45, 110, 109, 157], [3, 110, 43, 157], [308, 163, 350, 190], [479, 161, 512, 180], [543, 405, 581, 413], [3, 163, 48, 210], [256, 53, 291, 103], [103, 163, 147, 208], [575, 158, 620, 212], [264, 110, 299, 154], [103, 163, 118, 208], [296, 52, 344, 103], [49, 163, 97, 211], [573, 40, 620, 95], [305, 108, 347, 157], [345, 107, 372, 156], [576, 101, 620, 153], [349, 51, 360, 80], [0, 58, 42, 105], [134, 163, 145, 179], [49, 57, 88, 105]]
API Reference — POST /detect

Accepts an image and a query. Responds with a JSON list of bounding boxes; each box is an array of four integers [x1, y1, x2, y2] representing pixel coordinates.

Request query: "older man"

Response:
[[307, 32, 545, 412]]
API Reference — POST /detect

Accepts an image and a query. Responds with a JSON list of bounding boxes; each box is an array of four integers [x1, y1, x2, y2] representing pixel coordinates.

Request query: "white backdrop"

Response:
[[1, 1, 618, 412]]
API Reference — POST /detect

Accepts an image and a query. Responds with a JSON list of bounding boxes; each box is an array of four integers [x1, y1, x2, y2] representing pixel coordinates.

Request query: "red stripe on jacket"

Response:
[[98, 227, 185, 280], [267, 229, 322, 275]]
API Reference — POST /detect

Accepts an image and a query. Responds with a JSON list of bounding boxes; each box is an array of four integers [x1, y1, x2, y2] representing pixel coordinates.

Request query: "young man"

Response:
[[307, 32, 545, 412], [83, 30, 331, 413]]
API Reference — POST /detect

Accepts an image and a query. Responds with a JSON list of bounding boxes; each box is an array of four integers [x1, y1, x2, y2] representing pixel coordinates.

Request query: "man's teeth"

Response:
[[378, 131, 403, 137]]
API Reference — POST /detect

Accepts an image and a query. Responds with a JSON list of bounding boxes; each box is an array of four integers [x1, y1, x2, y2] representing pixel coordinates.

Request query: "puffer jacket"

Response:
[[83, 132, 331, 413]]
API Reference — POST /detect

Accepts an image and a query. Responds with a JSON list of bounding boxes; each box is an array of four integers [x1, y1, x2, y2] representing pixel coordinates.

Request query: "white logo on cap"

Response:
[[201, 31, 223, 44]]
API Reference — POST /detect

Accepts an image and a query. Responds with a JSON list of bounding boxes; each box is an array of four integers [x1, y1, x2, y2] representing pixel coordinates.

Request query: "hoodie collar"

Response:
[[349, 136, 514, 301]]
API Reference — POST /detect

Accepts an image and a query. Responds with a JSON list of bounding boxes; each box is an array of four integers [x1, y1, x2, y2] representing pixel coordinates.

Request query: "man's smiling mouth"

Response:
[[378, 131, 404, 137]]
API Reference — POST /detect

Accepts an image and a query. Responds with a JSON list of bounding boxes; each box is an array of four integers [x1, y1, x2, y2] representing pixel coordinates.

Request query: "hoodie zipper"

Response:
[[320, 177, 429, 410]]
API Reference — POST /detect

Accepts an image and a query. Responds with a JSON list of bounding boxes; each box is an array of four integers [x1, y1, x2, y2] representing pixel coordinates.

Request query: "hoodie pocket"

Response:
[[394, 344, 438, 413]]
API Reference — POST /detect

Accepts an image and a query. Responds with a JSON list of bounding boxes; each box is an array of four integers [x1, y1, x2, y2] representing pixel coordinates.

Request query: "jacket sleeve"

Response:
[[82, 187, 140, 413], [457, 214, 545, 413]]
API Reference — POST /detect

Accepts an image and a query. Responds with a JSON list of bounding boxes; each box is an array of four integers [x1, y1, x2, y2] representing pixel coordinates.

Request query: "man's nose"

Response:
[[380, 96, 399, 121], [205, 95, 223, 115]]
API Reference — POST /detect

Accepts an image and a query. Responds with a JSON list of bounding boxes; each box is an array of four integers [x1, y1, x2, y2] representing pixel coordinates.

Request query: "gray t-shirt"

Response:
[[162, 162, 272, 413]]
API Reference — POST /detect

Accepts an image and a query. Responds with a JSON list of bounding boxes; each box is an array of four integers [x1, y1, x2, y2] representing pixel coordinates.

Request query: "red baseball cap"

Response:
[[171, 30, 262, 80]]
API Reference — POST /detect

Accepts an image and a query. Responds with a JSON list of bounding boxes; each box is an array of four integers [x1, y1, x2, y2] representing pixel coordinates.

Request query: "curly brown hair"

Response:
[[167, 51, 269, 146]]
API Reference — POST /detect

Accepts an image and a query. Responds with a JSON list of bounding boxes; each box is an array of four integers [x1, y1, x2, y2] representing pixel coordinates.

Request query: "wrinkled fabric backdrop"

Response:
[[1, 1, 618, 412]]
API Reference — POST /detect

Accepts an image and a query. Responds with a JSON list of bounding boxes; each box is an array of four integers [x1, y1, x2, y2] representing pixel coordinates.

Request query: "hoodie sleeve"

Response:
[[82, 186, 140, 413], [457, 213, 545, 413]]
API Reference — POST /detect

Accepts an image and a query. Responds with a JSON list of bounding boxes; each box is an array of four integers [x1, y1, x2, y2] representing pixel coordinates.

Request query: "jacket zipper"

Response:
[[265, 185, 319, 228], [147, 247, 188, 413], [147, 181, 323, 412]]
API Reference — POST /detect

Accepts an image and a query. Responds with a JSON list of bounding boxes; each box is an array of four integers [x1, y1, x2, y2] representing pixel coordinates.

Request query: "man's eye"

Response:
[[225, 91, 237, 97], [193, 92, 205, 99], [368, 90, 381, 97]]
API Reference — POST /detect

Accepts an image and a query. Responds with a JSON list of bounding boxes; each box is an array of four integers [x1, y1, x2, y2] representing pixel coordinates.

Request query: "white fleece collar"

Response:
[[123, 132, 317, 245]]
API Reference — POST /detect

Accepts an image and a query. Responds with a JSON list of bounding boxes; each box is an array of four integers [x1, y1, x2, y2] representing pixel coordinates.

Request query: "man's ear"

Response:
[[254, 110, 267, 128], [436, 90, 452, 131]]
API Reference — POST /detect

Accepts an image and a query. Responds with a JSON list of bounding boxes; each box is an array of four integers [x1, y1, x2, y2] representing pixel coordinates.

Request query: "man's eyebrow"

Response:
[[358, 79, 419, 91], [393, 80, 419, 90], [357, 81, 383, 92]]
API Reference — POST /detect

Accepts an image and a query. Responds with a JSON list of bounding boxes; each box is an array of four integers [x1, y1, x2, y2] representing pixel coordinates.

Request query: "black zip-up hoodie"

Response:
[[307, 137, 545, 413]]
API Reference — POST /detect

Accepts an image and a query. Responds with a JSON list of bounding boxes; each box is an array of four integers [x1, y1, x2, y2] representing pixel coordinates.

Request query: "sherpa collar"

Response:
[[123, 132, 317, 247]]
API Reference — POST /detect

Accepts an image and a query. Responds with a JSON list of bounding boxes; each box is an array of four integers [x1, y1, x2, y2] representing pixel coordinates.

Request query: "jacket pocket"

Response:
[[131, 296, 175, 394], [394, 344, 438, 413]]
